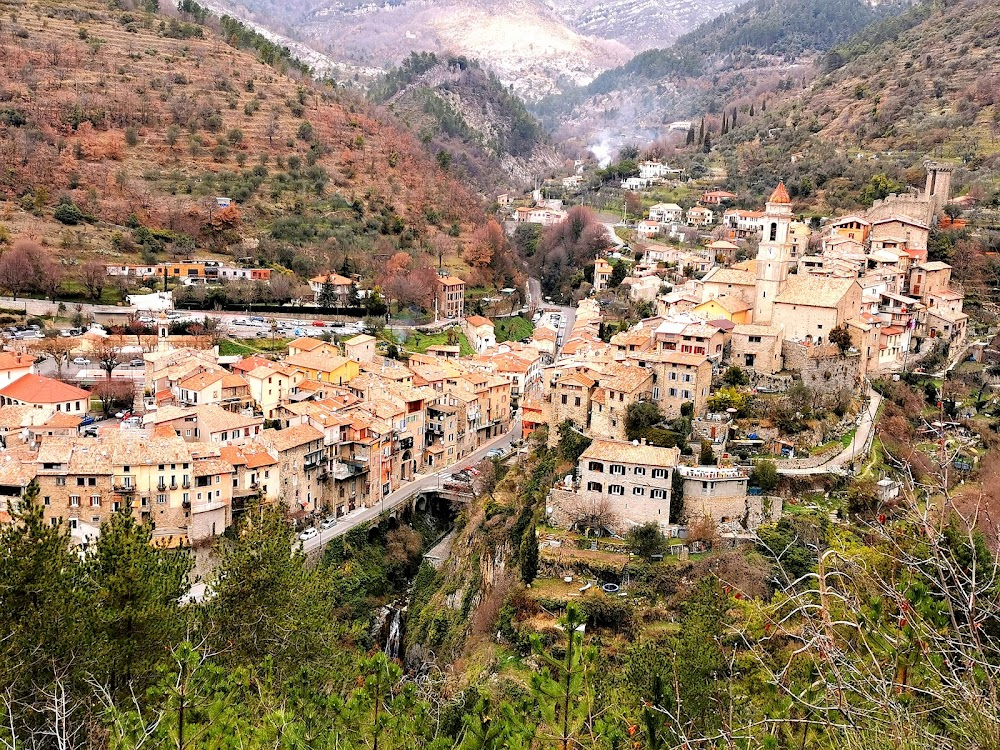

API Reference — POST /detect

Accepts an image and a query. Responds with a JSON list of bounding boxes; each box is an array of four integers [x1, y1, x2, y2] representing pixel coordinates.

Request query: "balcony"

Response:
[[157, 482, 167, 492], [113, 477, 136, 493], [329, 460, 365, 480], [182, 479, 191, 489]]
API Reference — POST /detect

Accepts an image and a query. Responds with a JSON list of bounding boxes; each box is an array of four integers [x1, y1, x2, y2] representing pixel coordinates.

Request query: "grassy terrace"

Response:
[[405, 329, 474, 356], [494, 315, 534, 343]]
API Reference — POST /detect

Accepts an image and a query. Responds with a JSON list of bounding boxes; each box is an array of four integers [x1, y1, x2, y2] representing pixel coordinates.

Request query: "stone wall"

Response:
[[781, 341, 862, 394]]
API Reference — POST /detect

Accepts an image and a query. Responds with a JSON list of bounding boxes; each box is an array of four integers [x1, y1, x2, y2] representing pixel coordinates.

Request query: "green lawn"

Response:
[[406, 329, 474, 357], [219, 337, 291, 357], [495, 315, 534, 343]]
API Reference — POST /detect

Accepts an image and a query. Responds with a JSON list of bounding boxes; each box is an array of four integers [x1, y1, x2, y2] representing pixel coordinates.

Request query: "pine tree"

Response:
[[530, 603, 596, 750], [318, 274, 336, 308], [81, 510, 193, 700]]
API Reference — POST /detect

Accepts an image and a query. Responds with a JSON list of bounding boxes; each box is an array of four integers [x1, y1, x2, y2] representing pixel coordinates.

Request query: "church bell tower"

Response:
[[753, 181, 794, 325]]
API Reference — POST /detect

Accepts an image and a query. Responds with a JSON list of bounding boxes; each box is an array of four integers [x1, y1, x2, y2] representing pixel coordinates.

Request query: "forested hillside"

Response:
[[370, 52, 563, 193], [534, 0, 913, 144], [698, 0, 1000, 211], [0, 0, 485, 299]]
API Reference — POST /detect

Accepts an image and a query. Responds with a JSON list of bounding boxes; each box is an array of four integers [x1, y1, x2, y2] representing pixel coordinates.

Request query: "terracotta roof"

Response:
[[0, 452, 36, 487], [261, 424, 323, 452], [43, 412, 82, 428], [734, 324, 781, 337], [287, 336, 328, 352], [466, 315, 493, 328], [193, 457, 235, 477], [768, 181, 791, 204], [194, 405, 262, 435], [222, 374, 249, 389], [774, 275, 858, 308], [581, 438, 680, 467], [701, 267, 756, 287], [285, 350, 353, 374], [309, 273, 352, 285], [179, 369, 226, 391], [698, 295, 751, 314], [232, 355, 272, 373], [344, 334, 376, 345], [438, 275, 465, 287], [558, 371, 597, 388], [0, 375, 88, 404], [0, 404, 47, 430], [0, 352, 31, 370]]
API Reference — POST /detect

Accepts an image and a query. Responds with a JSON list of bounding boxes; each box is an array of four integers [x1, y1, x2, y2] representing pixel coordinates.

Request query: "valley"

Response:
[[0, 0, 999, 749]]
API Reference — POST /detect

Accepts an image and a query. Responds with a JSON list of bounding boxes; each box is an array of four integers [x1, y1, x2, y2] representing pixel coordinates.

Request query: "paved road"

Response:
[[299, 416, 522, 553], [527, 278, 542, 309], [778, 389, 883, 476]]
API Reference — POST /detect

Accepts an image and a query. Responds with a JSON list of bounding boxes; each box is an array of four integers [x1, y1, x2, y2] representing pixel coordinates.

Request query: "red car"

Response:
[[311, 320, 328, 327]]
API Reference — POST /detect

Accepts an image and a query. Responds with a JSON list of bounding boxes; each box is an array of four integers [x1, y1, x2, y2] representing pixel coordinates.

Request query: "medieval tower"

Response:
[[753, 182, 794, 325]]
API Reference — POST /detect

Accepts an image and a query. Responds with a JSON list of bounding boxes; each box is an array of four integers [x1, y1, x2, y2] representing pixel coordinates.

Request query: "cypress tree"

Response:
[[698, 117, 705, 145], [519, 524, 539, 584], [686, 126, 695, 146]]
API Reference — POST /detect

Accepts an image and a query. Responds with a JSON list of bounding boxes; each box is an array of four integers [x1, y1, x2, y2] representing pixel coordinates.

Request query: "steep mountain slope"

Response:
[[209, 0, 746, 100], [0, 0, 483, 285], [535, 0, 914, 148], [370, 53, 563, 192], [694, 0, 999, 212]]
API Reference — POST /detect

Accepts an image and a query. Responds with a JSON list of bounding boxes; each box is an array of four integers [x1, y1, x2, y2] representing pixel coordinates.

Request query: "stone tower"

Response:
[[753, 182, 794, 325], [923, 160, 954, 222]]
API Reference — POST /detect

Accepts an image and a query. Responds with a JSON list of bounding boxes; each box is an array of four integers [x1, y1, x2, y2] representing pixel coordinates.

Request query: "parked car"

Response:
[[129, 359, 144, 367], [320, 517, 337, 530], [299, 527, 318, 541], [311, 320, 328, 327], [115, 411, 131, 420], [72, 357, 90, 366], [79, 415, 95, 426]]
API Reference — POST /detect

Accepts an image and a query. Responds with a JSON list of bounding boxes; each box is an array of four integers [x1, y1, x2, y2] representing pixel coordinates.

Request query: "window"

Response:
[[610, 464, 625, 475], [156, 494, 166, 504], [682, 373, 692, 382], [749, 335, 762, 343], [574, 397, 581, 407], [588, 461, 604, 473], [56, 477, 66, 486], [669, 372, 677, 381], [608, 484, 625, 496], [651, 489, 666, 500], [183, 492, 189, 502], [669, 388, 677, 397], [76, 477, 85, 486], [586, 481, 603, 492], [652, 468, 667, 479], [70, 495, 80, 507], [561, 394, 567, 404], [90, 496, 100, 507], [632, 487, 644, 496], [43, 496, 50, 506], [88, 477, 96, 486], [682, 390, 691, 400], [111, 502, 120, 512]]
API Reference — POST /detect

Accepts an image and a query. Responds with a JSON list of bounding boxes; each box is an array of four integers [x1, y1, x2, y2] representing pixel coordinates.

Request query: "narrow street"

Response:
[[299, 416, 522, 553], [778, 389, 883, 476]]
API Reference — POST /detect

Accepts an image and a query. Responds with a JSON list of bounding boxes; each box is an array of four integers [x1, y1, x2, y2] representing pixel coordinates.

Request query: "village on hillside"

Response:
[[0, 158, 976, 553]]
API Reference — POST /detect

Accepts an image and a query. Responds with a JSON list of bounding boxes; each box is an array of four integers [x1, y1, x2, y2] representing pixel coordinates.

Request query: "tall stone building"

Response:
[[752, 182, 794, 325]]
